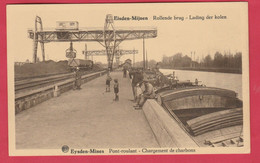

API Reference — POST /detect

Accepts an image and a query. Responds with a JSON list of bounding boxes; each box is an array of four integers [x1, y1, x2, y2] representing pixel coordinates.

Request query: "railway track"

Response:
[[15, 70, 107, 114], [15, 73, 74, 93], [15, 70, 103, 93]]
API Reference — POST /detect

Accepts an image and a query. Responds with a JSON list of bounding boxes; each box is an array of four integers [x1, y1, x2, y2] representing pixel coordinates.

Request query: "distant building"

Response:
[[15, 62, 26, 66], [15, 59, 31, 66]]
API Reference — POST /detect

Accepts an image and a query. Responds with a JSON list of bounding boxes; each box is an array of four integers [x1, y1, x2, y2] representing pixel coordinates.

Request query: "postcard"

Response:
[[7, 2, 249, 156]]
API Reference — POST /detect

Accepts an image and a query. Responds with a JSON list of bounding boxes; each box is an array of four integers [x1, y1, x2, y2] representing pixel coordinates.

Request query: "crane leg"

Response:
[[33, 37, 38, 63], [40, 42, 45, 61]]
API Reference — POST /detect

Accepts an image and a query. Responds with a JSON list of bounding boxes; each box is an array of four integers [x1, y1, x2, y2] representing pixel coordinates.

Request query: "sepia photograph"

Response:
[[7, 2, 249, 156]]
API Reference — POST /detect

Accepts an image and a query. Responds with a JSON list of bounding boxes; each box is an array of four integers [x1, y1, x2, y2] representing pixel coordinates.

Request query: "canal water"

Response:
[[160, 69, 242, 100]]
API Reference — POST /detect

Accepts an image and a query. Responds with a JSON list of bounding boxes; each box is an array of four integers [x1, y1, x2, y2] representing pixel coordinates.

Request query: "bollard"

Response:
[[53, 85, 60, 97]]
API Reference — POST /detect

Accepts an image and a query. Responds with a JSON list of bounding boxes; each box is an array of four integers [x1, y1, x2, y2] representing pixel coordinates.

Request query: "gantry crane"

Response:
[[28, 14, 157, 69], [82, 44, 138, 67]]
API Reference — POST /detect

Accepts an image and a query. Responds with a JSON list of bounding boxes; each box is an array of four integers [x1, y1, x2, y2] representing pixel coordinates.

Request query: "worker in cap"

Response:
[[134, 78, 155, 109]]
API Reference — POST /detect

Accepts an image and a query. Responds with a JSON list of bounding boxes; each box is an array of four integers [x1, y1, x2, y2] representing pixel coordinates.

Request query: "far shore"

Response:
[[160, 67, 242, 74]]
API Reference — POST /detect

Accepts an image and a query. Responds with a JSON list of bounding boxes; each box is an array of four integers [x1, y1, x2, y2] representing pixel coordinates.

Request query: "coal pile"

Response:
[[92, 64, 104, 71], [15, 60, 70, 80], [15, 60, 104, 80]]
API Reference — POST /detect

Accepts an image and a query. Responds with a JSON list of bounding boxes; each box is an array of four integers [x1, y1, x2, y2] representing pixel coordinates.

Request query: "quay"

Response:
[[15, 71, 159, 149]]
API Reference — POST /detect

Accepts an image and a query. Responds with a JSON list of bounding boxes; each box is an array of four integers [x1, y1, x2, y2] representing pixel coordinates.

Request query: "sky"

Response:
[[7, 2, 248, 64]]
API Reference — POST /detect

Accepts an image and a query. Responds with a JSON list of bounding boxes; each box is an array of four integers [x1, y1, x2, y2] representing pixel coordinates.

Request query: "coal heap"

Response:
[[15, 60, 105, 80], [15, 60, 70, 80]]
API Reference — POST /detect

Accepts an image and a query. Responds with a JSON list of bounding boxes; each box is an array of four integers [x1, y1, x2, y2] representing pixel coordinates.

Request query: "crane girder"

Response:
[[28, 29, 157, 43], [28, 14, 157, 68], [84, 50, 138, 56]]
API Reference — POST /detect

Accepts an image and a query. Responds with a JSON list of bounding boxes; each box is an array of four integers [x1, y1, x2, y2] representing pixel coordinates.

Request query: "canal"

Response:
[[160, 69, 242, 100]]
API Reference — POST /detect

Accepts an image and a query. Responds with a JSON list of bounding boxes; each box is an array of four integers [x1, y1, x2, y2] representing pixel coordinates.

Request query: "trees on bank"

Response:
[[161, 52, 242, 70]]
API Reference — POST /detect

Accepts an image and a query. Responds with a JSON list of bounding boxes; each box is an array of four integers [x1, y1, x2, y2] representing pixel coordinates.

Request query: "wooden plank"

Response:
[[193, 121, 242, 136], [205, 133, 242, 146], [190, 114, 243, 130], [187, 108, 242, 126], [161, 87, 237, 102], [192, 118, 243, 134], [221, 142, 228, 147], [193, 119, 242, 133], [205, 133, 241, 144], [230, 139, 236, 144], [189, 113, 242, 128], [191, 119, 243, 134], [164, 95, 241, 111]]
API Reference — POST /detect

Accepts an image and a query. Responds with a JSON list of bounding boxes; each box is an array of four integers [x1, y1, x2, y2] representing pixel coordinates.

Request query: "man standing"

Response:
[[123, 67, 127, 78], [155, 62, 160, 72], [195, 78, 199, 85], [75, 67, 82, 90], [131, 69, 143, 101], [106, 72, 112, 92]]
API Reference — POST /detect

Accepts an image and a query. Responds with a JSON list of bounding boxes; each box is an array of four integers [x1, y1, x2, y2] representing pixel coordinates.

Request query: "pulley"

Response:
[[66, 42, 77, 58]]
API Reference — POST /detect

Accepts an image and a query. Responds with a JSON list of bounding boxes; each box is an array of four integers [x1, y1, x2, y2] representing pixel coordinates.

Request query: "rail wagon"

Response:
[[68, 59, 93, 70]]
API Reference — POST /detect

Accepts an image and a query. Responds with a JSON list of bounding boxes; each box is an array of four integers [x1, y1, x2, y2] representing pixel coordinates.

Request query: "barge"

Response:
[[142, 69, 244, 147]]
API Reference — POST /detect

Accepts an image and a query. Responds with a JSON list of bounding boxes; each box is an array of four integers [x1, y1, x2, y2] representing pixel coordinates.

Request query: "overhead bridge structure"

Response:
[[82, 44, 138, 67], [28, 14, 157, 69]]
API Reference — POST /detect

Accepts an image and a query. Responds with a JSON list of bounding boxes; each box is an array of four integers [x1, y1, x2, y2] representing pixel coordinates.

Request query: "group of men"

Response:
[[129, 69, 155, 109], [73, 66, 155, 108]]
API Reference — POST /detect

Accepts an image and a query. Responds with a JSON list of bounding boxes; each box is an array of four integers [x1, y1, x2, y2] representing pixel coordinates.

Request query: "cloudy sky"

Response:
[[7, 2, 248, 64]]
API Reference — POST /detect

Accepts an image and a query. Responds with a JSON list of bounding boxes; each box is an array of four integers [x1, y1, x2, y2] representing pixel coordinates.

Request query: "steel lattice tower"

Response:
[[32, 16, 45, 63]]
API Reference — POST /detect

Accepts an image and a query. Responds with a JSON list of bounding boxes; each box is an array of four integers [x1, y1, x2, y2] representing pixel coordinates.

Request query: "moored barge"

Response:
[[142, 69, 244, 147]]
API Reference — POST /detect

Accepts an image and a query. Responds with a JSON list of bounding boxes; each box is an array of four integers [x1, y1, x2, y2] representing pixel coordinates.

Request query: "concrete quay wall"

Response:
[[143, 99, 198, 147]]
